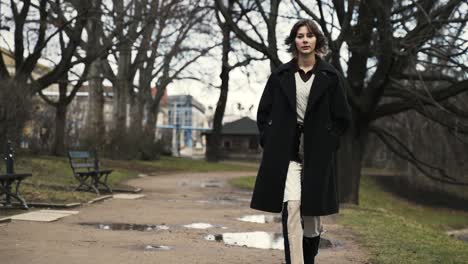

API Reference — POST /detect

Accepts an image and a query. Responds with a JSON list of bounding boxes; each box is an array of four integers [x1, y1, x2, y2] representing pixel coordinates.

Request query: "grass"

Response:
[[2, 154, 256, 205], [228, 174, 468, 264], [229, 176, 257, 190]]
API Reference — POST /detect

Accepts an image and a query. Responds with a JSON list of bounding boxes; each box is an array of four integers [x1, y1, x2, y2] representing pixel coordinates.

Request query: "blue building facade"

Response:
[[167, 95, 207, 148]]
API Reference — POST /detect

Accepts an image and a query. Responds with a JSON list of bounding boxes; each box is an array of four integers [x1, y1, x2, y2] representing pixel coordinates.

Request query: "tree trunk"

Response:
[[85, 59, 105, 146], [130, 96, 144, 133], [51, 80, 69, 156], [0, 80, 30, 147], [206, 18, 231, 162], [112, 40, 132, 136], [338, 119, 369, 204], [145, 91, 163, 141]]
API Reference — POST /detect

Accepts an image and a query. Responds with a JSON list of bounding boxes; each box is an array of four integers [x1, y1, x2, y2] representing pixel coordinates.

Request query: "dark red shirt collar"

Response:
[[292, 58, 318, 82]]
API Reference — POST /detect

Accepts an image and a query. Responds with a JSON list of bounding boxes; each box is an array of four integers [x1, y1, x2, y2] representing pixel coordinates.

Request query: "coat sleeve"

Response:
[[330, 72, 352, 136], [257, 74, 275, 147]]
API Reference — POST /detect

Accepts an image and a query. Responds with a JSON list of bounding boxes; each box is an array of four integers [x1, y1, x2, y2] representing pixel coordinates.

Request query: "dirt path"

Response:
[[0, 171, 368, 264]]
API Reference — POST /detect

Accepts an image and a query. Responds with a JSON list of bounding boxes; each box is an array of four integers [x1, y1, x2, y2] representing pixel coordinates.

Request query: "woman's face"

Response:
[[294, 25, 317, 57]]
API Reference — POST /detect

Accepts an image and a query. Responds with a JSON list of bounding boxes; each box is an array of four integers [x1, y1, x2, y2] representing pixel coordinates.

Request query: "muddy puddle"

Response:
[[206, 231, 337, 250], [79, 222, 169, 232], [183, 222, 227, 229], [128, 245, 173, 251], [447, 229, 468, 243], [197, 196, 250, 205], [205, 231, 284, 250], [201, 180, 223, 188]]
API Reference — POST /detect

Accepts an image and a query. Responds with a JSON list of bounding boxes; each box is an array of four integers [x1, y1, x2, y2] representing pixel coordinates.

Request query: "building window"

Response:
[[224, 140, 231, 149]]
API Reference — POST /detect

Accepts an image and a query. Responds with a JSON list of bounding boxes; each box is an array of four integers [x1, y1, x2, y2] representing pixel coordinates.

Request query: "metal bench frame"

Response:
[[68, 151, 113, 195], [1, 141, 32, 209]]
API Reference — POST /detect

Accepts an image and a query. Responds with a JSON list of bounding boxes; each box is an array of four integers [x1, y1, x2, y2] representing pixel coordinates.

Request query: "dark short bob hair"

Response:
[[285, 19, 328, 56]]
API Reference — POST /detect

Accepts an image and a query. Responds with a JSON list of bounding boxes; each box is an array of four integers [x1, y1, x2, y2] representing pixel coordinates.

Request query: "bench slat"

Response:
[[71, 163, 95, 168], [69, 151, 92, 159]]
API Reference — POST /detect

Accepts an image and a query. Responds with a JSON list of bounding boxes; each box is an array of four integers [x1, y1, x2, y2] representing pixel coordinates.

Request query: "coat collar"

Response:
[[276, 55, 337, 75], [277, 55, 336, 116]]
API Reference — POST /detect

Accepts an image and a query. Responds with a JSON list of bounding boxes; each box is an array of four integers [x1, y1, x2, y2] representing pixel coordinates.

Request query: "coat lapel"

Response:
[[279, 71, 296, 112], [304, 70, 331, 118]]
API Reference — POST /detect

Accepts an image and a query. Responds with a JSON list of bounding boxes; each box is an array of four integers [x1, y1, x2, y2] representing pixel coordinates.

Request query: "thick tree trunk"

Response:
[[112, 40, 132, 136], [206, 19, 231, 162], [130, 96, 145, 133], [113, 80, 129, 134], [84, 1, 105, 148], [85, 59, 105, 146], [338, 119, 369, 204], [145, 92, 163, 141], [51, 80, 69, 156], [0, 80, 30, 147], [52, 101, 67, 156]]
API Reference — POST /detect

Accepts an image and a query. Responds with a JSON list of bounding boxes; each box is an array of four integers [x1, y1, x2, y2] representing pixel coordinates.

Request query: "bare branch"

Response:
[[369, 125, 468, 185]]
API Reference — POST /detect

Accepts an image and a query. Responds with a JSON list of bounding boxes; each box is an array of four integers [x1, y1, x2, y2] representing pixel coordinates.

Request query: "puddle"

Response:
[[237, 214, 281, 224], [143, 245, 172, 251], [201, 180, 222, 188], [205, 232, 337, 250], [80, 222, 169, 232], [128, 245, 173, 251], [198, 196, 250, 205], [205, 231, 284, 250], [183, 222, 227, 229], [447, 229, 468, 243]]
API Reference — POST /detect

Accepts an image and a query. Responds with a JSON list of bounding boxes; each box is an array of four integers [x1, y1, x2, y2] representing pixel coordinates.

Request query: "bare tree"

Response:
[[139, 0, 215, 142], [217, 0, 468, 203], [206, 0, 265, 161], [215, 0, 281, 70]]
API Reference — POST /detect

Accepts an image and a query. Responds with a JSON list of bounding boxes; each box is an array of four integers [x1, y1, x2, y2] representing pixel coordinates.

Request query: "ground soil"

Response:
[[0, 171, 369, 264]]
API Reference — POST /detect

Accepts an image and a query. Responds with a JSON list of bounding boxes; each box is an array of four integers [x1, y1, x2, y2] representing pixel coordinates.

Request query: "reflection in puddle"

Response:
[[183, 222, 227, 229], [206, 232, 337, 250], [143, 245, 172, 251], [205, 231, 284, 250], [80, 222, 169, 232], [237, 214, 281, 224]]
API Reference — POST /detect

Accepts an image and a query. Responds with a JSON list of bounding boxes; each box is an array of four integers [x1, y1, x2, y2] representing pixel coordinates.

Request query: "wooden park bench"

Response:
[[0, 141, 32, 209], [68, 150, 113, 195]]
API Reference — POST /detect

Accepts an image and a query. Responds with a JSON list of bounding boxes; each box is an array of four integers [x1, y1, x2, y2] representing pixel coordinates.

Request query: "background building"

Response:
[[167, 95, 208, 155], [203, 117, 261, 160]]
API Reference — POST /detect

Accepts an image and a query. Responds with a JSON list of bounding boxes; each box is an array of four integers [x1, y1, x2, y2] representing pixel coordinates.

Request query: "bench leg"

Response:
[[98, 172, 112, 193], [0, 179, 28, 209], [14, 179, 28, 209], [75, 175, 100, 195]]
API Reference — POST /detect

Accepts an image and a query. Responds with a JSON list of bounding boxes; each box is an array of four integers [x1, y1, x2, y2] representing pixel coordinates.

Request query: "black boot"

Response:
[[303, 235, 320, 264], [281, 202, 291, 264]]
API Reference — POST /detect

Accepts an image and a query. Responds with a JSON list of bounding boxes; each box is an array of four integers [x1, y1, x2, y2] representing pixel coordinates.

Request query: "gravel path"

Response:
[[0, 171, 368, 264]]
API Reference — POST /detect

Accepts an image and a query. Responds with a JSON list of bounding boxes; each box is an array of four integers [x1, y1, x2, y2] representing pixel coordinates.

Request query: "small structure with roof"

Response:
[[204, 117, 261, 160]]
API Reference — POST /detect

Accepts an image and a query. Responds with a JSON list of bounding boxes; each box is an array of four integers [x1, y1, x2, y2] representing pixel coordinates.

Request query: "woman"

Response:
[[250, 19, 351, 264]]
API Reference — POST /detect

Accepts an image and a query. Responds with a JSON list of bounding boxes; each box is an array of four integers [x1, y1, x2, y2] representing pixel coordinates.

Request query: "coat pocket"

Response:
[[326, 122, 340, 150], [260, 119, 273, 148]]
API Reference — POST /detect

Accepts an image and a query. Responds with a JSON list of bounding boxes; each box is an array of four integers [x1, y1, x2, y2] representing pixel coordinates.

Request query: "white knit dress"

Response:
[[283, 71, 322, 237]]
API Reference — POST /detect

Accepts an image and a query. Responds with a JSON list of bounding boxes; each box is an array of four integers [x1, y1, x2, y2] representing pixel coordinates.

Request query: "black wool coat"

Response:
[[250, 57, 352, 216]]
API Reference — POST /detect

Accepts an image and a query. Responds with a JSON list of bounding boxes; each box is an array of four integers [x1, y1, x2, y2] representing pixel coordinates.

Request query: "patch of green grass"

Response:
[[5, 154, 256, 204], [10, 155, 137, 203], [229, 176, 256, 190], [339, 175, 468, 264], [227, 174, 468, 263]]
